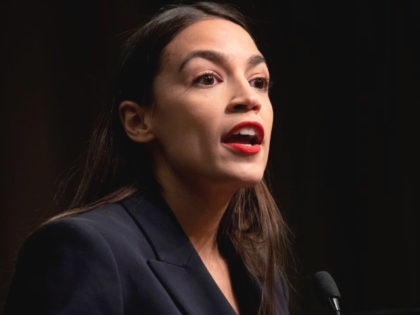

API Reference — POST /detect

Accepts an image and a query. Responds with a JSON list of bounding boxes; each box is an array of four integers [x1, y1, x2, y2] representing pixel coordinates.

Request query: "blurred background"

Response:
[[1, 0, 419, 314]]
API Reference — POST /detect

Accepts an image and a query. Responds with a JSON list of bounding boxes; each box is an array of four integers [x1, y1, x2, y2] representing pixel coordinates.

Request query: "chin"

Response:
[[240, 180, 262, 189], [203, 162, 267, 191], [241, 177, 264, 187], [205, 170, 263, 192], [227, 171, 265, 189]]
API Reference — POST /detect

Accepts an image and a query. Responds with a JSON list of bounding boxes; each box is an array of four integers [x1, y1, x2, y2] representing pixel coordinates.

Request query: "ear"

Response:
[[119, 100, 155, 143]]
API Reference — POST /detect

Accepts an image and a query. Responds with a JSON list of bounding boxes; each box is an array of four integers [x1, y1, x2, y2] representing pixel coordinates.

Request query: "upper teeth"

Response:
[[233, 128, 257, 136]]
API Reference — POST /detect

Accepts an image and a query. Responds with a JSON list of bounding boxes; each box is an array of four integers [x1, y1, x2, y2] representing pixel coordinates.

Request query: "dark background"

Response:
[[1, 1, 419, 314]]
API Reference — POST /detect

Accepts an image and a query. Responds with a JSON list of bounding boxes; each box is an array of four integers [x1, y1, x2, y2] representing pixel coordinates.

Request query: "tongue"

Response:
[[224, 134, 254, 145]]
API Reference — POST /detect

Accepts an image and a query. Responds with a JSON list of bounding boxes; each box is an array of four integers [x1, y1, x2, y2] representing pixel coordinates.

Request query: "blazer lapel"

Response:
[[122, 193, 237, 315]]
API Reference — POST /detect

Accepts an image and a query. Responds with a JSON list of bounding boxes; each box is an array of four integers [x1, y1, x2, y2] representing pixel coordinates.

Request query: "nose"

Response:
[[226, 79, 262, 113]]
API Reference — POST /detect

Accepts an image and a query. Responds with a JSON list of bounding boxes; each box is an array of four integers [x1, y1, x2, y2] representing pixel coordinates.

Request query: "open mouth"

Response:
[[222, 121, 264, 154]]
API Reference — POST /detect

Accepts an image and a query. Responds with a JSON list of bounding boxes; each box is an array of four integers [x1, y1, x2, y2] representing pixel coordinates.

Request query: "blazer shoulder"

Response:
[[5, 196, 155, 315], [5, 207, 128, 314], [13, 203, 134, 273], [32, 196, 155, 257]]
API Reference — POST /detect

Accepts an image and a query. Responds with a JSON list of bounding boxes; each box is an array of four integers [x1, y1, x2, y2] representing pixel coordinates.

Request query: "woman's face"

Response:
[[149, 18, 273, 192]]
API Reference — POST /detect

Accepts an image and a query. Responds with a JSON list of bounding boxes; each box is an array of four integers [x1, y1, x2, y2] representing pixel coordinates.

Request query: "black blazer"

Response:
[[5, 193, 290, 315]]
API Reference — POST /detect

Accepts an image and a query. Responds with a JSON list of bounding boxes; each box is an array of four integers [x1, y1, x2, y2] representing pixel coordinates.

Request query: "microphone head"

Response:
[[312, 270, 341, 307]]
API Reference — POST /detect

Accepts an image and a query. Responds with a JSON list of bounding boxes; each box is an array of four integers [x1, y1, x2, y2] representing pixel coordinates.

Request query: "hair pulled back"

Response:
[[54, 3, 292, 314]]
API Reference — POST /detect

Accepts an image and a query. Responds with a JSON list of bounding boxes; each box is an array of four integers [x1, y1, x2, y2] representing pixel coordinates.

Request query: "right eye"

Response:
[[192, 72, 221, 87]]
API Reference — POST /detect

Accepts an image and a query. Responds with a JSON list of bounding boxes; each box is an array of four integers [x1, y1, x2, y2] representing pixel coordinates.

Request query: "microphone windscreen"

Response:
[[313, 270, 341, 303]]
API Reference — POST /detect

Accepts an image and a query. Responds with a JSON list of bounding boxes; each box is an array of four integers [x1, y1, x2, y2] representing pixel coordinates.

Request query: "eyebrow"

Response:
[[178, 50, 267, 72]]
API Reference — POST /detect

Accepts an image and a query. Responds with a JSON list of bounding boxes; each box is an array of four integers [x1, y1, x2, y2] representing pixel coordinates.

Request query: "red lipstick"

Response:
[[222, 121, 264, 154]]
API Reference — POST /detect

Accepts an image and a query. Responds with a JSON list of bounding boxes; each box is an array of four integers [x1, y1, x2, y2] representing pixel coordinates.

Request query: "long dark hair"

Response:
[[50, 2, 293, 314]]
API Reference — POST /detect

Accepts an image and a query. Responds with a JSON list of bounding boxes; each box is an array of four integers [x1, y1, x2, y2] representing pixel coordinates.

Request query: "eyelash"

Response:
[[250, 77, 270, 91], [193, 72, 220, 86], [192, 72, 270, 91]]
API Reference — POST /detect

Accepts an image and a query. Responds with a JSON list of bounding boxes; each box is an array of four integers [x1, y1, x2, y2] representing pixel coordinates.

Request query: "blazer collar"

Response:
[[122, 191, 194, 266], [121, 192, 240, 315]]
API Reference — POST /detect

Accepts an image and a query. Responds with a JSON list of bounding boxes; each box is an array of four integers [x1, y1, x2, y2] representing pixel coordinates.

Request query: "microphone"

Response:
[[313, 270, 342, 315]]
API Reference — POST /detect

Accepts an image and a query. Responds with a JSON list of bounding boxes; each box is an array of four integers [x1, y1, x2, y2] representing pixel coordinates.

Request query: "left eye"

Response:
[[250, 77, 269, 90], [193, 73, 219, 86]]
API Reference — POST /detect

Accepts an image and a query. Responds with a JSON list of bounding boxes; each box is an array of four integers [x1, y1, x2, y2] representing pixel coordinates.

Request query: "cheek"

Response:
[[153, 90, 222, 135], [151, 103, 220, 151]]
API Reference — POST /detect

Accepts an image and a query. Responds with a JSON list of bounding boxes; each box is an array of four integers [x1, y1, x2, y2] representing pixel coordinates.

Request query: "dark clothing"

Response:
[[5, 192, 289, 315]]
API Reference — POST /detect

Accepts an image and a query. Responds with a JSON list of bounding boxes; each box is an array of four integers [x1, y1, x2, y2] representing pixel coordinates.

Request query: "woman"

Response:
[[5, 2, 292, 314]]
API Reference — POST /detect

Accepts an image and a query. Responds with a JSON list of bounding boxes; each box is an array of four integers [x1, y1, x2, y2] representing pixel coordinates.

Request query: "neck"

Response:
[[160, 179, 234, 255]]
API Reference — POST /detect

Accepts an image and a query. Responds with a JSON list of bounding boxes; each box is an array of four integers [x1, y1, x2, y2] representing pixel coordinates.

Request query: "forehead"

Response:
[[161, 18, 262, 67]]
